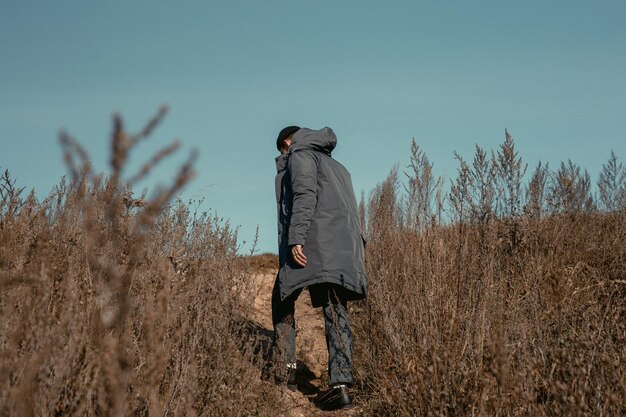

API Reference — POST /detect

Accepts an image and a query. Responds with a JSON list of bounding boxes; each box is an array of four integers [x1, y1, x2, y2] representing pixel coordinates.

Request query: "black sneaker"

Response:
[[315, 385, 353, 411]]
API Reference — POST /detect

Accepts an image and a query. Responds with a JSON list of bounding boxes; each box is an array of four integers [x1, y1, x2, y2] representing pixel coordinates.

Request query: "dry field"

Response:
[[1, 112, 624, 416]]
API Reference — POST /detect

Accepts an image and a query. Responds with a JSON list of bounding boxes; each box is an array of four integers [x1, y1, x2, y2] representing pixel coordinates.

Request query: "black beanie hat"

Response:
[[276, 125, 300, 151]]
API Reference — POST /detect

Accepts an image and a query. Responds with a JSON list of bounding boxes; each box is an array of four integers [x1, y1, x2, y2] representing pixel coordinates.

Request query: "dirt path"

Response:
[[248, 270, 360, 416]]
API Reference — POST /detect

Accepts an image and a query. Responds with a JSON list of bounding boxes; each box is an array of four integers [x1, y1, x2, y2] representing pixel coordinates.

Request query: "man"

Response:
[[266, 125, 367, 411]]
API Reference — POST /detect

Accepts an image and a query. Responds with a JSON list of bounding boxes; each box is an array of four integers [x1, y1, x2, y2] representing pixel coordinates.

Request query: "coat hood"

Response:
[[289, 127, 337, 156]]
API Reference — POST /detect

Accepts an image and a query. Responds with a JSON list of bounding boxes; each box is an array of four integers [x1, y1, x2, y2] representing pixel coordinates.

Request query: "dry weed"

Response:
[[0, 108, 276, 417], [353, 132, 625, 416]]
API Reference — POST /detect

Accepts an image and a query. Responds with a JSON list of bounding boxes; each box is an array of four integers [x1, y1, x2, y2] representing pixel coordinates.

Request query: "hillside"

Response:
[[1, 115, 624, 416]]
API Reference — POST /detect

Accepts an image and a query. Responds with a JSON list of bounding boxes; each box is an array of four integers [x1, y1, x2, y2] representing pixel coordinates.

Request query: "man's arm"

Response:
[[287, 150, 319, 265]]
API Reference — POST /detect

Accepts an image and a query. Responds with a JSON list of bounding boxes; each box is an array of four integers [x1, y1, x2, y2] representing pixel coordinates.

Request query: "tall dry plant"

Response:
[[494, 129, 527, 219], [352, 130, 626, 416], [548, 160, 594, 214], [524, 161, 550, 220], [0, 107, 276, 417], [403, 139, 443, 231], [598, 150, 626, 212]]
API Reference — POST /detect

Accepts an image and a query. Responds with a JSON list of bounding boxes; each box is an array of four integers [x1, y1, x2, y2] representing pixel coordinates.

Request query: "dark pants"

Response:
[[271, 276, 354, 386]]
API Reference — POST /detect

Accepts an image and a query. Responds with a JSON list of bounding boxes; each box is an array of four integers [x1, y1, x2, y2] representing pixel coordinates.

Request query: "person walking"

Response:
[[264, 125, 367, 411]]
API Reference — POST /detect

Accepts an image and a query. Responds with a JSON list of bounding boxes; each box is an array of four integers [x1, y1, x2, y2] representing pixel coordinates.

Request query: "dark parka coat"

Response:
[[275, 127, 367, 307]]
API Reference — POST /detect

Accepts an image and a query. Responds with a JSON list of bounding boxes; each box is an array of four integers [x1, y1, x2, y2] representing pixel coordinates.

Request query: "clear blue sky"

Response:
[[2, 1, 625, 254]]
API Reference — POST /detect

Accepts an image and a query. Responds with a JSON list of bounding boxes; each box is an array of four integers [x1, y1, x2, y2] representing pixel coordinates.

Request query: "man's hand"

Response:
[[291, 244, 307, 267]]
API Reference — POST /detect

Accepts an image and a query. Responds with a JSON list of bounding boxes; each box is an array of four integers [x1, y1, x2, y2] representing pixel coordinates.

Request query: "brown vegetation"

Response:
[[353, 131, 626, 416], [1, 116, 624, 416], [0, 108, 276, 417]]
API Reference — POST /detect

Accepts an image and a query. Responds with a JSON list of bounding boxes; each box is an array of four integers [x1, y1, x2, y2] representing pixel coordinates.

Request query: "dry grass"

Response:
[[1, 118, 624, 416], [352, 132, 626, 416], [0, 108, 276, 417]]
